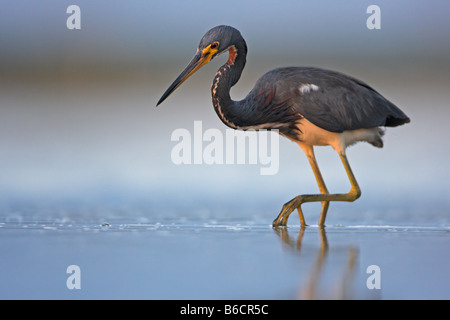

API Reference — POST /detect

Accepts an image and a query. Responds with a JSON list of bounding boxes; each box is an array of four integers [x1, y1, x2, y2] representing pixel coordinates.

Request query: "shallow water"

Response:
[[1, 0, 450, 301], [1, 77, 449, 300], [0, 214, 448, 300]]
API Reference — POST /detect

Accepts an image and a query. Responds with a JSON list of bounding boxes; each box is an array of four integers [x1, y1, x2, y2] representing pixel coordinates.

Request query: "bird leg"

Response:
[[273, 152, 361, 227], [273, 148, 330, 227], [304, 152, 330, 226]]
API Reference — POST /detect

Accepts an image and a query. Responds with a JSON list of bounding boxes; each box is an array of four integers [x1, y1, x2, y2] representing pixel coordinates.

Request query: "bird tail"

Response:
[[369, 127, 385, 148]]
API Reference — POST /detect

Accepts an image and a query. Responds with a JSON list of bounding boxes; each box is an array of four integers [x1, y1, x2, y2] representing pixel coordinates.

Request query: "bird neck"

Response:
[[211, 42, 247, 129]]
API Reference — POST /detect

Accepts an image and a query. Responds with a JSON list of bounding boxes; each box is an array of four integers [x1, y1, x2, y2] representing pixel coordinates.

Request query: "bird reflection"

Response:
[[274, 227, 357, 300]]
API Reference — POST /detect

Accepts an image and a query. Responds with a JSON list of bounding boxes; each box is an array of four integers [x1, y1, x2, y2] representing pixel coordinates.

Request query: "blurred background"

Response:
[[1, 0, 449, 226]]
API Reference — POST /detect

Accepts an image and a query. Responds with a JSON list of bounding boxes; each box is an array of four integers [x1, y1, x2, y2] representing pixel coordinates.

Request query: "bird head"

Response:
[[156, 25, 242, 106]]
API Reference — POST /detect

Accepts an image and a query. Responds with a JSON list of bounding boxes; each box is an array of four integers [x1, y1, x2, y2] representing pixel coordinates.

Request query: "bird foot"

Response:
[[272, 196, 307, 228]]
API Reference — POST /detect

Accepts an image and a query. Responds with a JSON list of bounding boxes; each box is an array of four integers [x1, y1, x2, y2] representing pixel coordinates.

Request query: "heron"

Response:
[[157, 25, 410, 227]]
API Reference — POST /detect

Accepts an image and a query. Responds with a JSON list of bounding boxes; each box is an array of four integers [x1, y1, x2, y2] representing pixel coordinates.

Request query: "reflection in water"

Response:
[[274, 227, 357, 300]]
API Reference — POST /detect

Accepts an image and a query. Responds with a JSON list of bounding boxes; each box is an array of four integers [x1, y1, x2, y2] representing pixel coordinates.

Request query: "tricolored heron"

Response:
[[157, 25, 410, 227]]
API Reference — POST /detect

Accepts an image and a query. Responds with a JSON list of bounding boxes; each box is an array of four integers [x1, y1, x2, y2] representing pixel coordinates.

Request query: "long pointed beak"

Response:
[[156, 50, 212, 106]]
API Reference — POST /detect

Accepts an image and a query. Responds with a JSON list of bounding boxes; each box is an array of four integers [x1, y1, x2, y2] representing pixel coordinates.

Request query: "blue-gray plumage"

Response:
[[157, 25, 410, 227], [247, 67, 408, 134]]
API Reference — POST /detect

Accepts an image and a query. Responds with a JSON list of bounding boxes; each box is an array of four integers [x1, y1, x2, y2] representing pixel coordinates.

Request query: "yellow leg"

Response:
[[273, 151, 361, 227], [305, 150, 330, 227]]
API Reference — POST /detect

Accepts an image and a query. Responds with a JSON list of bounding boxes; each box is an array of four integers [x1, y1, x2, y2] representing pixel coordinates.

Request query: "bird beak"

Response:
[[156, 49, 213, 106]]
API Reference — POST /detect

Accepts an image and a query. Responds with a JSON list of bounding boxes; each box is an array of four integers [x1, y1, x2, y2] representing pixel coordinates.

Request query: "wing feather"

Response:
[[247, 67, 409, 133]]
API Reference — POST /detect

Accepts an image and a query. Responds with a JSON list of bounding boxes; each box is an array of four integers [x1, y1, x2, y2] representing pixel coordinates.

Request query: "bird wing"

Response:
[[250, 67, 409, 133]]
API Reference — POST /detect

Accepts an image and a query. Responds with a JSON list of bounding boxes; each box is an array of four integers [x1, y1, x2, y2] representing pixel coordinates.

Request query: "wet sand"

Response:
[[0, 216, 448, 300]]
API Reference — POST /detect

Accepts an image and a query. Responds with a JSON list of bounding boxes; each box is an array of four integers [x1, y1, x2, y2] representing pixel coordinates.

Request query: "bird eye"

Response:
[[210, 42, 219, 49]]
